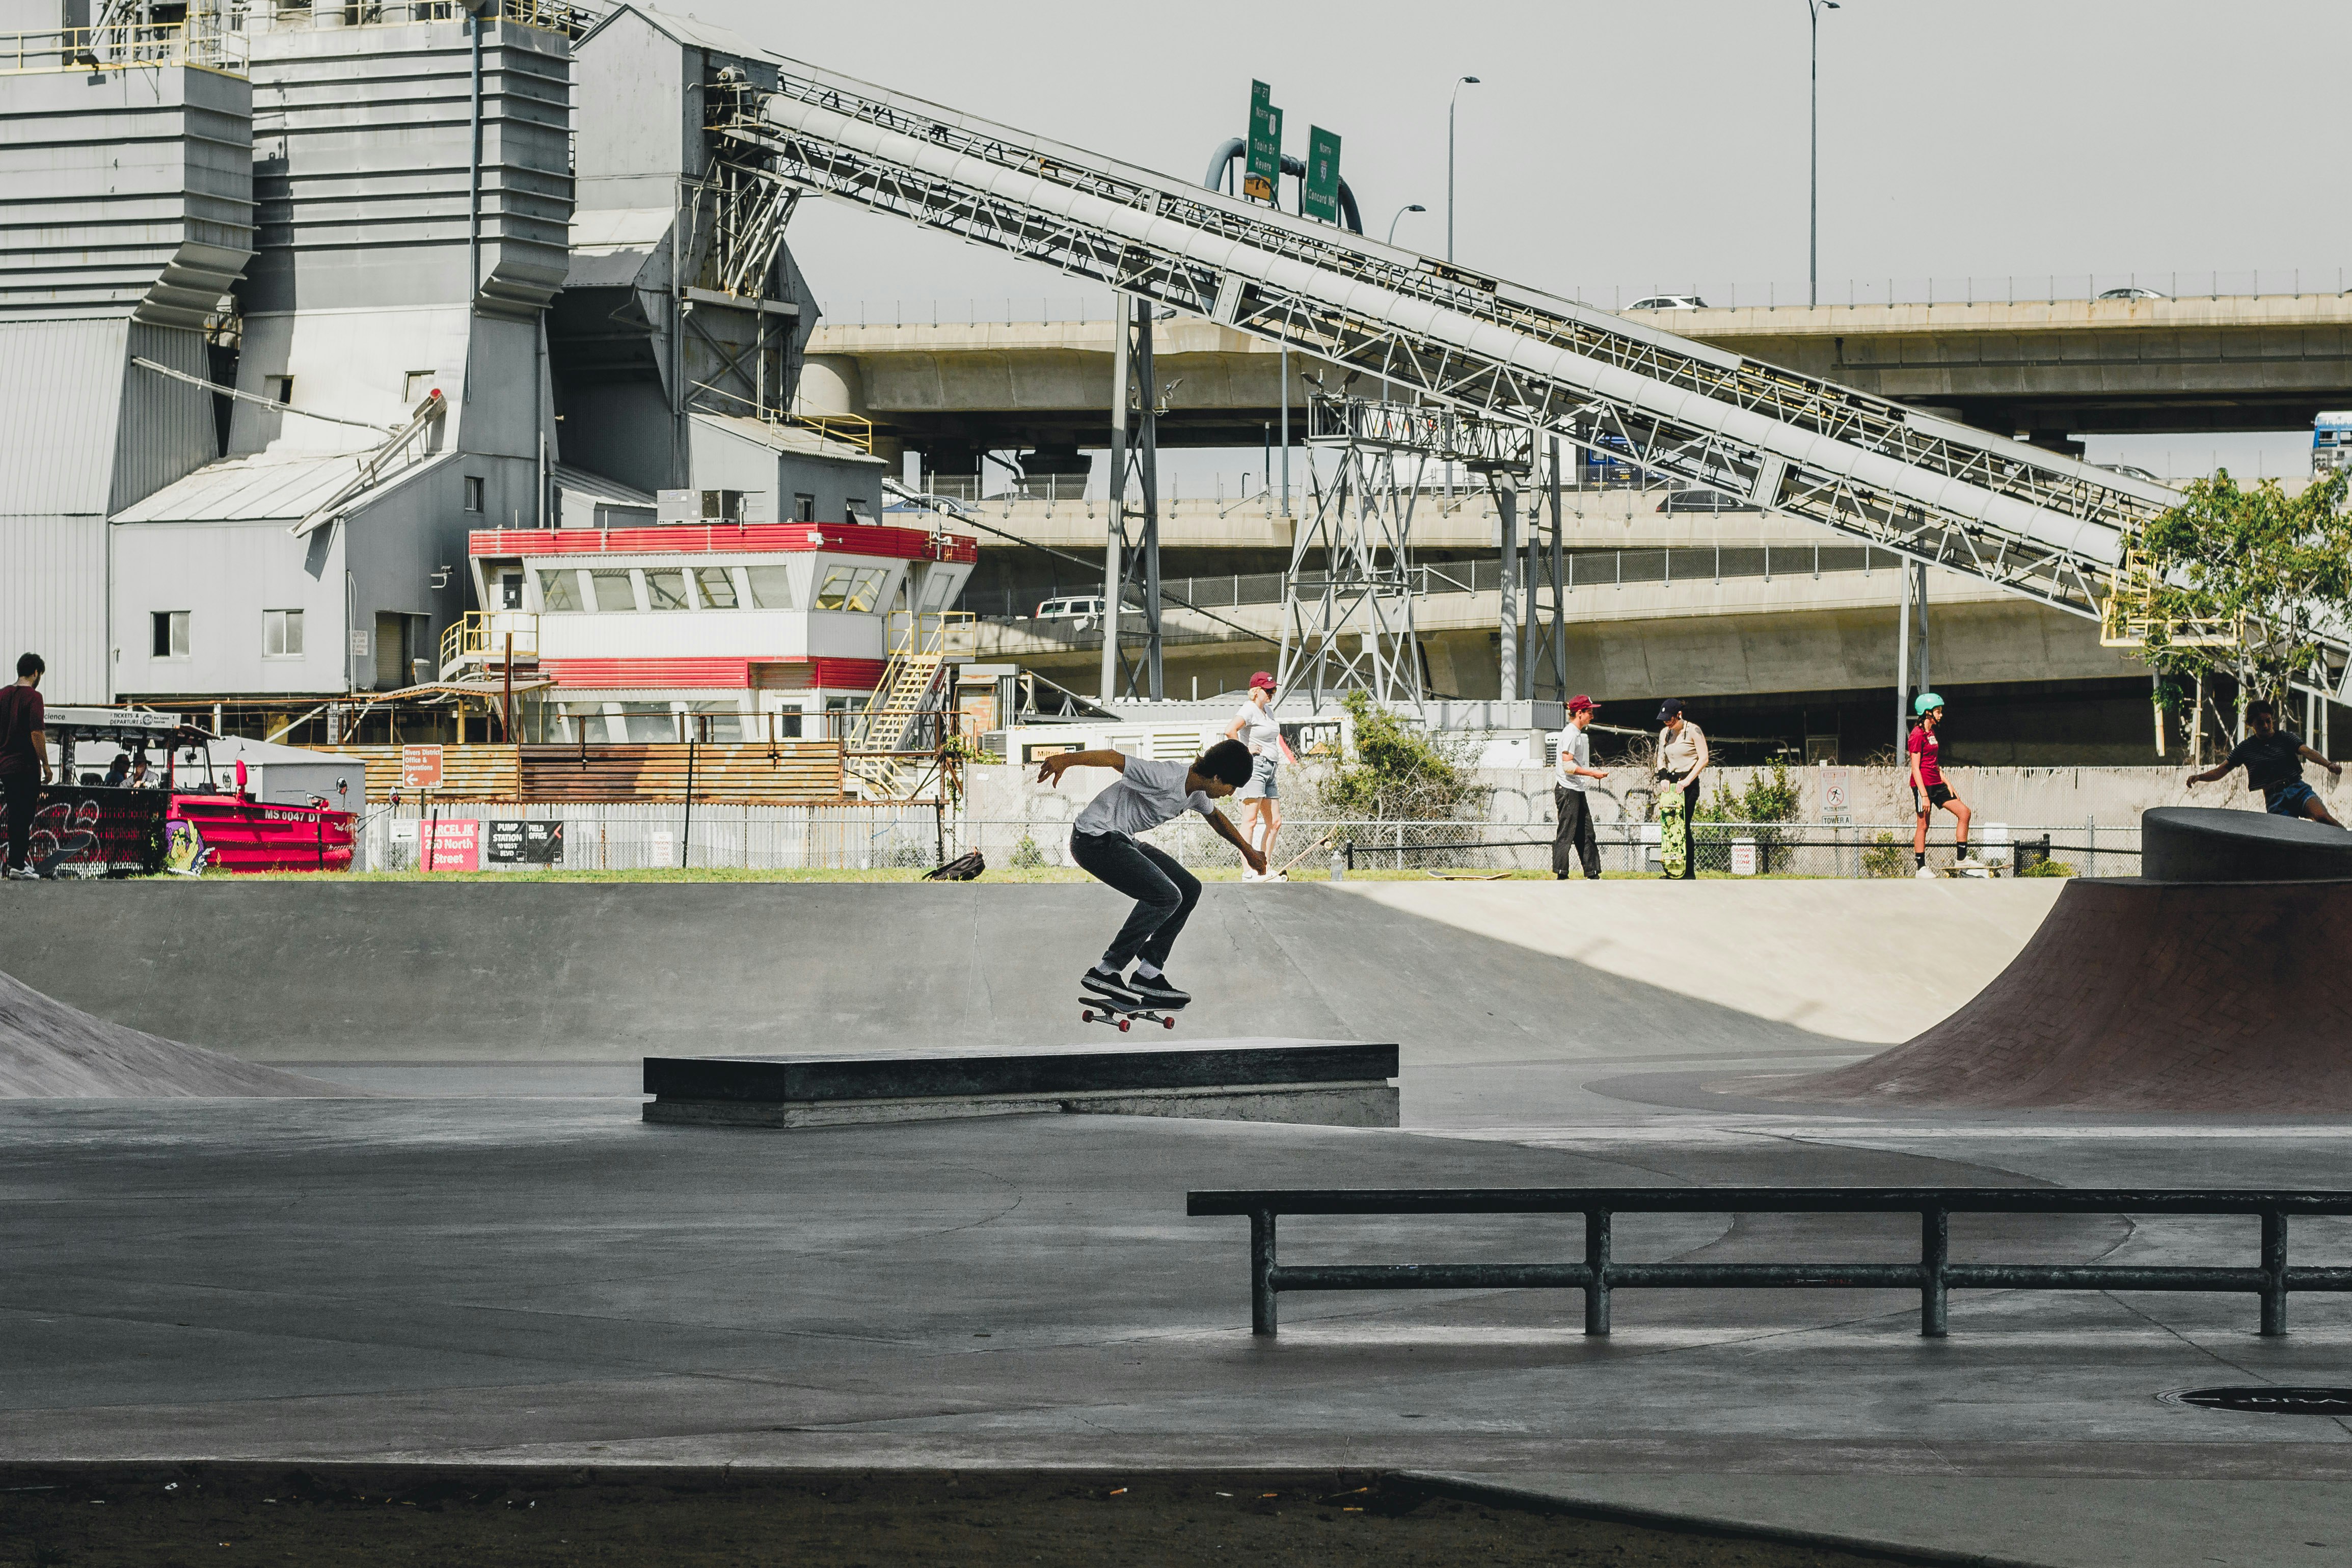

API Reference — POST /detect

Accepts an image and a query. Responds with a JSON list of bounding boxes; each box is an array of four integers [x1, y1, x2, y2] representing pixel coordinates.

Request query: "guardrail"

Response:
[[1186, 1187, 2352, 1338]]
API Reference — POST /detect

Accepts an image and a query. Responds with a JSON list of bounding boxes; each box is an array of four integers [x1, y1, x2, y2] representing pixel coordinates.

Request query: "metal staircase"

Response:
[[844, 610, 972, 798], [698, 51, 2349, 705]]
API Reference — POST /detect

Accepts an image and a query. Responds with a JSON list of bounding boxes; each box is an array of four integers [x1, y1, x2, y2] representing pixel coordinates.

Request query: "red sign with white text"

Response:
[[420, 818, 479, 872]]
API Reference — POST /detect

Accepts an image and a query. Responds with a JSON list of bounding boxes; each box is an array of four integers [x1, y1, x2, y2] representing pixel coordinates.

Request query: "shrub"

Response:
[[1862, 832, 1910, 878], [1320, 690, 1486, 820], [2019, 855, 2076, 877], [1010, 833, 1046, 870]]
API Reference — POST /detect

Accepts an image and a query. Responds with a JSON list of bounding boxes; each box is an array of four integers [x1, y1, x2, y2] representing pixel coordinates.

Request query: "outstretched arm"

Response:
[[1035, 748, 1130, 786], [2301, 744, 2344, 777], [2185, 760, 2234, 787], [1206, 807, 1268, 874]]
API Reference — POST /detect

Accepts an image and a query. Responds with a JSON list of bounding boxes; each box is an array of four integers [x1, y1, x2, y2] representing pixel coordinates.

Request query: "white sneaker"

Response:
[[1239, 869, 1262, 882], [4, 865, 39, 881], [1952, 853, 1987, 871], [1914, 866, 1938, 880]]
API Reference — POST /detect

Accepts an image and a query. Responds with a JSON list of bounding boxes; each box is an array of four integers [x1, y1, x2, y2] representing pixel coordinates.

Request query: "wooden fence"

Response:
[[318, 742, 846, 803]]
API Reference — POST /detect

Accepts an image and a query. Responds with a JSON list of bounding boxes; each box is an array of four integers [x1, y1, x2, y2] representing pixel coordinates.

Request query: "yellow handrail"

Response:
[[0, 21, 246, 76], [438, 611, 540, 674]]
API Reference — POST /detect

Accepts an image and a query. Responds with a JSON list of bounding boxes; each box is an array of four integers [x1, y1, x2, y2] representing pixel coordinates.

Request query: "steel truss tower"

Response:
[[1279, 396, 1428, 713], [1099, 293, 1163, 700]]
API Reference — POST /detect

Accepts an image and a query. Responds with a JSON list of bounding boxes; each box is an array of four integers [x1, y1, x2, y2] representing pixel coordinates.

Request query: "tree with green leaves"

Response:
[[2123, 469, 2352, 727], [1320, 689, 1486, 820]]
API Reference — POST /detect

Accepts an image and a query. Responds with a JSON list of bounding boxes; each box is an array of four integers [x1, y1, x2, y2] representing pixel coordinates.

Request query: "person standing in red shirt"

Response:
[[1907, 691, 1981, 877], [0, 653, 50, 880]]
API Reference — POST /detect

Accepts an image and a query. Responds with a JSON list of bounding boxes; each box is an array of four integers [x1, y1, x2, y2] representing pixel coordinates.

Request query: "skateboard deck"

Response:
[[1657, 793, 1689, 878], [1266, 830, 1335, 879], [1079, 993, 1182, 1032]]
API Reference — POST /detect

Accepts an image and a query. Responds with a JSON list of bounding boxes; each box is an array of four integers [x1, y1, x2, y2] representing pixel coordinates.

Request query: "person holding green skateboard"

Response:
[[1654, 699, 1709, 880]]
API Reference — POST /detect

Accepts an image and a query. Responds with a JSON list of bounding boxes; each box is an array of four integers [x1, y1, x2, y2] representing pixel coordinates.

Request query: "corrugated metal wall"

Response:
[[0, 317, 130, 516], [0, 515, 109, 702], [112, 321, 219, 512]]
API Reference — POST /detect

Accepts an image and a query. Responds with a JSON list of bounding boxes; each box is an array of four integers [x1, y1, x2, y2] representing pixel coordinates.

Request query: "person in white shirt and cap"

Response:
[[1039, 738, 1263, 1009], [1552, 694, 1607, 879], [1224, 671, 1285, 880]]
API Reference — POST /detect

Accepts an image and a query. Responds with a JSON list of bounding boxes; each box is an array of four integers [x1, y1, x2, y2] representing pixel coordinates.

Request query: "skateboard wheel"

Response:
[[1161, 1015, 1176, 1030], [1117, 1017, 1131, 1032], [1082, 1009, 1095, 1023]]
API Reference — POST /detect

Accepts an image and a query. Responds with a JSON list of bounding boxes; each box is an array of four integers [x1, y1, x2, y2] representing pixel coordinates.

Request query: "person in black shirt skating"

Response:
[[2186, 700, 2344, 827]]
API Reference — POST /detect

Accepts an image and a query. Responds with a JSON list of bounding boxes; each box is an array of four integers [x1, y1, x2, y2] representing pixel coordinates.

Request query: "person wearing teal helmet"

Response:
[[1907, 692, 1981, 877]]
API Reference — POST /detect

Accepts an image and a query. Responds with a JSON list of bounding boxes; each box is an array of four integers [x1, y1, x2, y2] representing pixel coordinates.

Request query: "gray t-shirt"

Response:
[[1554, 723, 1591, 792], [1072, 754, 1217, 837], [1233, 700, 1281, 759]]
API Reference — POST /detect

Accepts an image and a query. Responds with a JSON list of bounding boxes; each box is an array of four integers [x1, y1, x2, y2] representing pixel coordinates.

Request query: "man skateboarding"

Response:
[[1038, 738, 1263, 1010], [1655, 699, 1707, 879], [1553, 695, 1606, 879], [2187, 700, 2344, 826], [1907, 693, 1983, 876]]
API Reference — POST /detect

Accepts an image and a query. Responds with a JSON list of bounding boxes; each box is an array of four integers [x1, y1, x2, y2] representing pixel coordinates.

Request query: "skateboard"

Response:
[[1079, 992, 1182, 1032], [1656, 786, 1689, 878], [1255, 830, 1335, 881]]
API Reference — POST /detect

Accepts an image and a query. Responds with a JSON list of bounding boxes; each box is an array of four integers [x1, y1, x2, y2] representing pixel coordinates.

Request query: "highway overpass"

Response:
[[803, 292, 2352, 459]]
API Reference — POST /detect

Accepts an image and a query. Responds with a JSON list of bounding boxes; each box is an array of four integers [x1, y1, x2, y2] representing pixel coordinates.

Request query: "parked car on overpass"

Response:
[[2096, 286, 2167, 301], [1625, 294, 1709, 311], [1036, 595, 1106, 621]]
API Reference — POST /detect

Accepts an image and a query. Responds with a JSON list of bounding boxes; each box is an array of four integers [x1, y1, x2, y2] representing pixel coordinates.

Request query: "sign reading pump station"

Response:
[[1302, 126, 1342, 223], [1245, 80, 1280, 203]]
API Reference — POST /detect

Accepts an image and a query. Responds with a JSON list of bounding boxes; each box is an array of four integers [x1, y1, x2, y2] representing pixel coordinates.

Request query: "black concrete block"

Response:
[[644, 1039, 1398, 1104], [2142, 806, 2352, 883]]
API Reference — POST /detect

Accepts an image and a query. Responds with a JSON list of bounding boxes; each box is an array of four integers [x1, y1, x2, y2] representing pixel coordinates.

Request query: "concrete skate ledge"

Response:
[[642, 1039, 1401, 1130], [643, 1080, 1400, 1129], [2142, 805, 2352, 882]]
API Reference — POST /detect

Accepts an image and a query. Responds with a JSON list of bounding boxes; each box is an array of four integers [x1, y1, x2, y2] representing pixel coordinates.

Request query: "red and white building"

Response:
[[457, 518, 979, 740]]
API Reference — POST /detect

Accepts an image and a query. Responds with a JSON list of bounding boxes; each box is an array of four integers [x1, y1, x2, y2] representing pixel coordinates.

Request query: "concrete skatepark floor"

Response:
[[0, 1467, 1932, 1567], [4, 880, 2350, 1568]]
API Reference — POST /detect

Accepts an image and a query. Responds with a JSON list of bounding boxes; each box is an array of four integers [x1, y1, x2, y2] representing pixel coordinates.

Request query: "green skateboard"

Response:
[[1657, 785, 1688, 878]]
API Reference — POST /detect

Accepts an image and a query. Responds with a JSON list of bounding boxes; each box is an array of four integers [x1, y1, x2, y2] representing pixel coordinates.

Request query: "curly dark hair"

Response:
[[1195, 737, 1254, 787]]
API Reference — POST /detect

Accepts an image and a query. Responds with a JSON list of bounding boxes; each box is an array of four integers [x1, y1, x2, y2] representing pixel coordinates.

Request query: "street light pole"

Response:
[[1447, 76, 1479, 264], [1808, 1, 1839, 308], [1384, 205, 1426, 402]]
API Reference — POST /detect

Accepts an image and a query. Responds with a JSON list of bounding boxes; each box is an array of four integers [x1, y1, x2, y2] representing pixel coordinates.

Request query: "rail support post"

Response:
[[1251, 1209, 1278, 1336], [2260, 1210, 2287, 1337], [1583, 1209, 1611, 1336], [1921, 1205, 1949, 1338]]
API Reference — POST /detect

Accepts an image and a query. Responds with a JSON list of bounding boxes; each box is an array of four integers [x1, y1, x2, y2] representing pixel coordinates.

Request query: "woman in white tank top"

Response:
[[1224, 672, 1284, 880]]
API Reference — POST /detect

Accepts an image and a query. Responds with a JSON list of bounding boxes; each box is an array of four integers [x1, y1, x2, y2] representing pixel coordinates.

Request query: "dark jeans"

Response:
[[1678, 779, 1701, 879], [1069, 829, 1201, 970], [2, 771, 37, 872], [1552, 785, 1600, 878]]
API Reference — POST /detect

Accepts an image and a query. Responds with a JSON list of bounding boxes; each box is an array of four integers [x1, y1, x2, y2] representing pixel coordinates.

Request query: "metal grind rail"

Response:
[[1185, 1187, 2352, 1338]]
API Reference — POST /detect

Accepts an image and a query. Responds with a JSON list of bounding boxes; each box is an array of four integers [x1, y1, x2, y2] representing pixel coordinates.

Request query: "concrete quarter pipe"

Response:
[[1773, 809, 2352, 1112]]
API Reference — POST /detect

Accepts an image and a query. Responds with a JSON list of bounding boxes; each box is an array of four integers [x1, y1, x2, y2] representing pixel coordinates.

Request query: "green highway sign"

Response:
[[1302, 125, 1342, 223], [1246, 80, 1280, 203]]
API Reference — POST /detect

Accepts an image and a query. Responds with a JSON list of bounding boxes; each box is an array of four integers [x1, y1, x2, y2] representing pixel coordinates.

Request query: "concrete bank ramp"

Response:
[[0, 880, 2059, 1068], [0, 968, 353, 1098], [1767, 877, 2352, 1112]]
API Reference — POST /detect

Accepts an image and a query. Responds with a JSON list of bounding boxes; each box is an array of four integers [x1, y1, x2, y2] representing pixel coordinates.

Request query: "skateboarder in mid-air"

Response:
[[2186, 699, 2345, 827], [1038, 738, 1263, 1010]]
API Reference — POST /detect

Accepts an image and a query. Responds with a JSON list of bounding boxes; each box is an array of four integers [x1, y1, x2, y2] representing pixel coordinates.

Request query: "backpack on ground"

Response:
[[924, 850, 985, 882]]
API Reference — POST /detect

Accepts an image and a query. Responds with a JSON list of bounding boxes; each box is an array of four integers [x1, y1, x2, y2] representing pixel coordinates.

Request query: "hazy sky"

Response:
[[701, 0, 2346, 476]]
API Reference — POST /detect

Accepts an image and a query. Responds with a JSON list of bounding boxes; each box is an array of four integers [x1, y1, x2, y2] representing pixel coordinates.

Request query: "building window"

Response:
[[773, 709, 804, 738], [262, 609, 304, 658], [498, 572, 524, 610], [742, 564, 793, 609], [643, 569, 691, 611], [537, 569, 581, 611], [269, 376, 293, 405], [464, 475, 485, 512], [588, 569, 637, 612], [814, 564, 888, 612], [151, 610, 190, 659], [793, 493, 817, 523], [693, 565, 739, 608], [845, 497, 874, 522], [402, 369, 438, 402]]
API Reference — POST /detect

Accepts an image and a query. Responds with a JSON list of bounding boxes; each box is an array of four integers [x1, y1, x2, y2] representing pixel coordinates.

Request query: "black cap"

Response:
[[1656, 698, 1684, 723]]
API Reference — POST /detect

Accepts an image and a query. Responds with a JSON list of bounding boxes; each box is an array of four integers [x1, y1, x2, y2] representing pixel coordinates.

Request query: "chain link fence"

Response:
[[358, 801, 948, 873], [973, 818, 2142, 878]]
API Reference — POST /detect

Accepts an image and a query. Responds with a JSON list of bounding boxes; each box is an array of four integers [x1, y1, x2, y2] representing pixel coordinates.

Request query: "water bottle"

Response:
[[1329, 846, 1346, 882]]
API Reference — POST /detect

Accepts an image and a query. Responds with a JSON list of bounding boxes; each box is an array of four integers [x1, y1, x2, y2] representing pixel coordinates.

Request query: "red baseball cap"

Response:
[[1567, 694, 1596, 714], [1248, 671, 1277, 691]]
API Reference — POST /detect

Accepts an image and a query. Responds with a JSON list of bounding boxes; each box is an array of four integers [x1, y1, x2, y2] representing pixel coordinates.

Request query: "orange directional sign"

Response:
[[399, 744, 444, 790]]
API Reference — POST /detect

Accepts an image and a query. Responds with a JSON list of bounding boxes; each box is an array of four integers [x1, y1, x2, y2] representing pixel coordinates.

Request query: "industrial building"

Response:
[[0, 0, 890, 741]]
